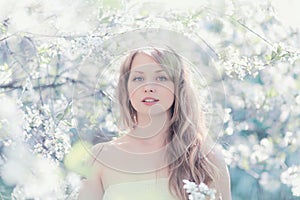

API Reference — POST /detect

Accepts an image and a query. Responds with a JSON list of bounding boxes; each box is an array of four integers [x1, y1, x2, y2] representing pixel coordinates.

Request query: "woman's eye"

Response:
[[157, 76, 168, 81], [132, 76, 144, 81]]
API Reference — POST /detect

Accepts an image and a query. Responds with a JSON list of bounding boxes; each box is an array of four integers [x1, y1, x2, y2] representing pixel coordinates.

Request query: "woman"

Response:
[[78, 47, 231, 200]]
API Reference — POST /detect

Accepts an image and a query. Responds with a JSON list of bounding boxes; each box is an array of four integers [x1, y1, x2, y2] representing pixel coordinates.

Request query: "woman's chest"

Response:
[[101, 166, 169, 190]]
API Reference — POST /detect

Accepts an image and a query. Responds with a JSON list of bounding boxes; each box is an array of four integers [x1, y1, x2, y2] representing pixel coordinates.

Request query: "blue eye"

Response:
[[132, 76, 144, 81], [157, 76, 168, 81]]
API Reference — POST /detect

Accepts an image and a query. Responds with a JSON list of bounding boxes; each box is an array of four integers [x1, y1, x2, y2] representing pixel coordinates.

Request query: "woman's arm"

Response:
[[77, 177, 104, 200], [77, 143, 105, 200], [209, 146, 232, 200]]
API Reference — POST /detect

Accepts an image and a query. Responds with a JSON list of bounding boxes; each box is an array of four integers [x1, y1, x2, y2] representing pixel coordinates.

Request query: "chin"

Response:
[[147, 104, 166, 113]]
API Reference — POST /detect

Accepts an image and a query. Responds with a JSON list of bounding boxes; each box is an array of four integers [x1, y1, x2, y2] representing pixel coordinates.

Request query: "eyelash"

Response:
[[132, 76, 168, 82], [132, 76, 144, 81], [157, 76, 168, 81]]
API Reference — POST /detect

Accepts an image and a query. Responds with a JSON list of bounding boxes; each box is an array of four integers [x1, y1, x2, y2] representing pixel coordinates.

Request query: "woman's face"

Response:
[[127, 53, 175, 116]]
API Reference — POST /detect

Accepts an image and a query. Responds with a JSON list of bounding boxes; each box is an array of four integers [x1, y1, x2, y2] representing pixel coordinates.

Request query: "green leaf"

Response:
[[56, 113, 64, 120], [266, 88, 278, 98], [102, 0, 122, 9], [271, 51, 277, 60], [276, 45, 282, 55]]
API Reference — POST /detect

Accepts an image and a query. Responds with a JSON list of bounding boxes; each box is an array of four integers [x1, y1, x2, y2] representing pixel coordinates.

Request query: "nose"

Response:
[[144, 83, 156, 93]]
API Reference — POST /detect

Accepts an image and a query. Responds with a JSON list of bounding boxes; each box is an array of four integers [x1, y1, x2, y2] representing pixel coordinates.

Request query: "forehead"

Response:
[[131, 53, 162, 72]]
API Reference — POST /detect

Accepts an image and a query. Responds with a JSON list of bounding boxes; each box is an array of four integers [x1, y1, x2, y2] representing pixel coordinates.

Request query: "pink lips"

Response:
[[142, 97, 159, 106]]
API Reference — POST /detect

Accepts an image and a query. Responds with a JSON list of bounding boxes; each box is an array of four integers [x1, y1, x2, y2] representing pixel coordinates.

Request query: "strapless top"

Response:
[[102, 178, 178, 200]]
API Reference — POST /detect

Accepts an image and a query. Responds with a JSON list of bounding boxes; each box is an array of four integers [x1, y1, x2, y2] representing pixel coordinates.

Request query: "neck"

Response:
[[129, 111, 171, 148]]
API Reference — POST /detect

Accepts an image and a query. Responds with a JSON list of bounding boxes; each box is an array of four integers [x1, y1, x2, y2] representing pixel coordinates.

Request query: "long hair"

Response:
[[116, 47, 219, 199]]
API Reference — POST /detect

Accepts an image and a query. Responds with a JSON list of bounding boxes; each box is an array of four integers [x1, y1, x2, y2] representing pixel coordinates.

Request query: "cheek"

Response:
[[162, 84, 175, 102], [166, 84, 175, 96], [169, 85, 175, 103], [169, 92, 175, 103], [127, 83, 140, 101], [127, 82, 135, 98]]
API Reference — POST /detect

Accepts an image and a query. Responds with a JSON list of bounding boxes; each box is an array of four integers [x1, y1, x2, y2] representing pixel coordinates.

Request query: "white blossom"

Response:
[[183, 179, 217, 200]]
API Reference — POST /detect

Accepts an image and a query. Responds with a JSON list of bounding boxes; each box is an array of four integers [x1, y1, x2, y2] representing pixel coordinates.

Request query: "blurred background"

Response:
[[0, 0, 299, 199]]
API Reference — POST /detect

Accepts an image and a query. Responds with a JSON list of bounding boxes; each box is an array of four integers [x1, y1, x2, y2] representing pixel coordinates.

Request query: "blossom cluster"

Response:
[[281, 166, 300, 197], [183, 179, 217, 200]]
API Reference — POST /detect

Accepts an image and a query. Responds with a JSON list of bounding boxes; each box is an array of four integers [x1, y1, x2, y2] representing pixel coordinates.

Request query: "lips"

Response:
[[142, 97, 159, 102], [142, 97, 159, 106]]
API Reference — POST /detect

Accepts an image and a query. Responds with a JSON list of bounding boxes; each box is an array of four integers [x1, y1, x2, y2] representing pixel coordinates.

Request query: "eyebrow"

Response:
[[132, 70, 166, 74]]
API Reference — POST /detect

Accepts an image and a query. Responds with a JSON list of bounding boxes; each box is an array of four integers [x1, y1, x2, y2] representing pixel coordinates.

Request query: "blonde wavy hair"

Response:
[[117, 47, 219, 199]]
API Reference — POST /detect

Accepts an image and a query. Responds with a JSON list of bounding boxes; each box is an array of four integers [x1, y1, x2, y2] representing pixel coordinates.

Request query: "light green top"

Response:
[[102, 178, 178, 200]]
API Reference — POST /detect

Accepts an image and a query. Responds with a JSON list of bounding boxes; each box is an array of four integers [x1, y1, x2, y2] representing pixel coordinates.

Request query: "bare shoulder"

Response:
[[207, 145, 227, 169], [87, 141, 113, 166], [78, 142, 110, 200], [207, 145, 232, 200], [87, 138, 126, 167]]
